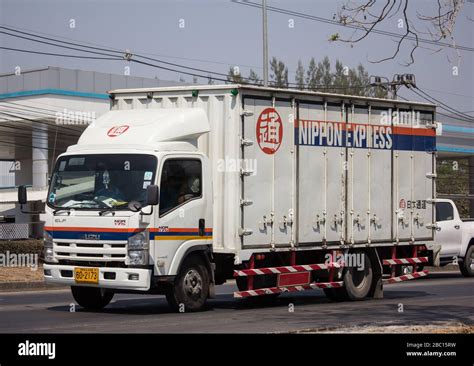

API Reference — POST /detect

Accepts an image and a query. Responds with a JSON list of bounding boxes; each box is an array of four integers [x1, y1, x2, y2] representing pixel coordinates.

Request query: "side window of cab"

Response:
[[159, 159, 202, 216]]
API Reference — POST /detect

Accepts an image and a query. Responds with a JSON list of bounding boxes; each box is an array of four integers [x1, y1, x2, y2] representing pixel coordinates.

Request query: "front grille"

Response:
[[58, 260, 127, 268], [53, 241, 127, 263]]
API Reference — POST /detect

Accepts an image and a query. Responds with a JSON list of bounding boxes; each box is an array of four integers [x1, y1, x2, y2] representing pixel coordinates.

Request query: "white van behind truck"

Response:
[[18, 85, 439, 312]]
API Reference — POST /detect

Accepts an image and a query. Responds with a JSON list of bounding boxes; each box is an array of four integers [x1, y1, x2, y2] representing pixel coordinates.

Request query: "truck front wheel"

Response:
[[459, 245, 474, 277], [71, 286, 114, 311], [166, 255, 210, 312]]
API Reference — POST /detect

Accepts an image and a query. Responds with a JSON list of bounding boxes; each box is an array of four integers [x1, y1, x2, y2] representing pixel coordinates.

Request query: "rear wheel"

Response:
[[166, 255, 210, 312], [343, 253, 373, 300], [459, 245, 474, 277], [71, 286, 114, 311]]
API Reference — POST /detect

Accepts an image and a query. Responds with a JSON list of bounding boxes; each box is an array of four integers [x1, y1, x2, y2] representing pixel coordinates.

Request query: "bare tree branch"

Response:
[[332, 0, 465, 65]]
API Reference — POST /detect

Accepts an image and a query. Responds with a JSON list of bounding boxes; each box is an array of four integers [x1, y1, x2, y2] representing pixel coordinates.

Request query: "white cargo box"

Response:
[[108, 85, 436, 256]]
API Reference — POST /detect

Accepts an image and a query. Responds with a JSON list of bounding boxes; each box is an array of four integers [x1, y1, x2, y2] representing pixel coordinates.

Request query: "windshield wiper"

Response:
[[53, 207, 72, 215], [98, 208, 115, 216]]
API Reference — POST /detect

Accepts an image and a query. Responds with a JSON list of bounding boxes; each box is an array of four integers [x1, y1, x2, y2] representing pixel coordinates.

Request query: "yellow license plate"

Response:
[[74, 267, 99, 284]]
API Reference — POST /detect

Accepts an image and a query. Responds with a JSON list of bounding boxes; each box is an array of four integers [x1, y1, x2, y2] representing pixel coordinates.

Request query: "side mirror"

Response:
[[18, 185, 27, 205], [146, 185, 159, 206]]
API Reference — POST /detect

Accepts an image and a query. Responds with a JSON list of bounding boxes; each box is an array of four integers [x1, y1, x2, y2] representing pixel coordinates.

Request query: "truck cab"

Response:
[[19, 108, 214, 311]]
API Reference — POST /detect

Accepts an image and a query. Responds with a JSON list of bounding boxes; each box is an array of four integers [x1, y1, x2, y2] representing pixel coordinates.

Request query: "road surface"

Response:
[[0, 272, 472, 333]]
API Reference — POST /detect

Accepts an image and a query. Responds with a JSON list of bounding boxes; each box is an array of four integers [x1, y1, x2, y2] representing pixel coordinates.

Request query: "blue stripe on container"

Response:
[[295, 127, 436, 151]]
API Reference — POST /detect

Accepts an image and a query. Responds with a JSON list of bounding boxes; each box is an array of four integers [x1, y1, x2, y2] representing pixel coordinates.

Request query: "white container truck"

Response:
[[18, 85, 439, 311]]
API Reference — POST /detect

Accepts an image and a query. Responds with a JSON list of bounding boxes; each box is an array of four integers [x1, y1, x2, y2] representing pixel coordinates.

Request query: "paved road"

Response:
[[0, 272, 472, 333]]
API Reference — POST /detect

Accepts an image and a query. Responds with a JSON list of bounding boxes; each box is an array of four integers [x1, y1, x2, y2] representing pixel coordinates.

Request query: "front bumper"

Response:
[[43, 264, 152, 291]]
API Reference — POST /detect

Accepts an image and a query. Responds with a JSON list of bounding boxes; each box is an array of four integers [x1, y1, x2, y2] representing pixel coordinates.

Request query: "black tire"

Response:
[[459, 245, 474, 277], [71, 286, 114, 311], [166, 255, 210, 312], [340, 252, 373, 301]]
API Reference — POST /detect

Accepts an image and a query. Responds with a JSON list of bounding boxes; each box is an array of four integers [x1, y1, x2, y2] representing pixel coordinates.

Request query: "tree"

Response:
[[227, 66, 244, 83], [304, 57, 388, 97], [306, 57, 319, 91], [248, 69, 263, 86], [319, 56, 332, 89], [269, 57, 288, 88], [295, 60, 305, 90], [330, 0, 465, 66], [207, 74, 215, 85]]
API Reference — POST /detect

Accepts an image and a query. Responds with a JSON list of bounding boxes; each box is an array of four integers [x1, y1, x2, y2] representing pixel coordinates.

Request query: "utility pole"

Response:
[[262, 0, 268, 87], [370, 74, 416, 99]]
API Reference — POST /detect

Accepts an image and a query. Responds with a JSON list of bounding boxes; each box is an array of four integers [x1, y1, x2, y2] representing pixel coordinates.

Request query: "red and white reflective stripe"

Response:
[[233, 262, 342, 277], [383, 257, 428, 265], [383, 270, 429, 284], [234, 281, 343, 298]]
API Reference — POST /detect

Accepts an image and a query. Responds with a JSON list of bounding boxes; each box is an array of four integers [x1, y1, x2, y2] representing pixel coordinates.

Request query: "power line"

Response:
[[0, 46, 122, 61], [414, 86, 474, 120], [231, 0, 474, 52], [0, 25, 377, 90], [0, 23, 268, 74], [0, 102, 86, 133], [407, 87, 474, 122]]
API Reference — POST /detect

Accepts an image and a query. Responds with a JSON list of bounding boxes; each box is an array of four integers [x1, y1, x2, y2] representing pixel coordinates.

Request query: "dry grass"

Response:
[[0, 265, 44, 282]]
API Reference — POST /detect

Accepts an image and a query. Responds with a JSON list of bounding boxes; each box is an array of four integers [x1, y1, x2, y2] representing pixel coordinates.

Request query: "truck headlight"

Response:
[[127, 231, 149, 250], [43, 231, 55, 263], [126, 250, 148, 265], [126, 231, 149, 265]]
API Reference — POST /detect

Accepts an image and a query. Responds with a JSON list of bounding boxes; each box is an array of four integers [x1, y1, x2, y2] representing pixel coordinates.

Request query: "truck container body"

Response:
[[32, 85, 438, 311]]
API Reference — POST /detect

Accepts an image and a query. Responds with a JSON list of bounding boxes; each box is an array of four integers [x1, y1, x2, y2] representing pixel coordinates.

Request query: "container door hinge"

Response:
[[426, 173, 437, 179], [240, 168, 255, 176], [238, 228, 253, 236], [240, 109, 254, 117], [240, 198, 253, 206], [240, 138, 254, 147]]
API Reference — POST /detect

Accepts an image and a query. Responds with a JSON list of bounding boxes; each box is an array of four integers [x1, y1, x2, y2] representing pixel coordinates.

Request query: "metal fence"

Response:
[[0, 222, 44, 240]]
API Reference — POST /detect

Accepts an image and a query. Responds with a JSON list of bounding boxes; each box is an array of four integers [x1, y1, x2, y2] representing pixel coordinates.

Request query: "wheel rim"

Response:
[[184, 269, 203, 297], [469, 251, 474, 271], [351, 266, 368, 288]]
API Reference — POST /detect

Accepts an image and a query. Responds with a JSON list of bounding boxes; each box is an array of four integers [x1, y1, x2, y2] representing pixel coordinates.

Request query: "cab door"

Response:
[[152, 154, 211, 276]]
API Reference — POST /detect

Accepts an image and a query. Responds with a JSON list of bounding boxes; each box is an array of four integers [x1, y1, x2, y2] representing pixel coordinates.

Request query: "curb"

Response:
[[0, 281, 67, 292]]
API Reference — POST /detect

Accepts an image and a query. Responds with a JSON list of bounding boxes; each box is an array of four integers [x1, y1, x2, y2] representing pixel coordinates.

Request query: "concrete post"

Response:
[[32, 125, 48, 189]]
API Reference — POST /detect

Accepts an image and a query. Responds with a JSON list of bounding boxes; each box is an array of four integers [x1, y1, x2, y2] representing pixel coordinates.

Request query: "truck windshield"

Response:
[[47, 154, 157, 210]]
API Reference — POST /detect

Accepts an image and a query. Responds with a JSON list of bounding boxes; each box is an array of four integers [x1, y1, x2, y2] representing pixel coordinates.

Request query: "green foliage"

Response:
[[270, 57, 289, 88], [437, 159, 470, 218]]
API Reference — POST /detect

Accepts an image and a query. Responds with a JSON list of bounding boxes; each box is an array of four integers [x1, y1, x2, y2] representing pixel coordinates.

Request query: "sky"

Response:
[[0, 0, 473, 114]]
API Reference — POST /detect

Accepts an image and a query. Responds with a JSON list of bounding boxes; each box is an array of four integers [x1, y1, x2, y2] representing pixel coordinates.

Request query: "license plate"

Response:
[[74, 267, 99, 284]]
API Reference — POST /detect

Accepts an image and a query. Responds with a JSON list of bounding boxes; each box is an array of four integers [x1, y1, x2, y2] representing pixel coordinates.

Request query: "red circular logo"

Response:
[[256, 108, 283, 155], [399, 199, 406, 209], [107, 125, 129, 137]]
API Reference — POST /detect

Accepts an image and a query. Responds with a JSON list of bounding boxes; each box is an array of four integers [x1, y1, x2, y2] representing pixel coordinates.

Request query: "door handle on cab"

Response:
[[454, 225, 460, 230]]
